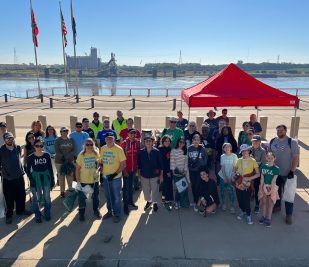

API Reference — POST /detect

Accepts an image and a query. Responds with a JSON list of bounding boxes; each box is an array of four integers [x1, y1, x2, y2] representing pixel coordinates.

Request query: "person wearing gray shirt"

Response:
[[188, 134, 207, 211], [270, 124, 299, 225]]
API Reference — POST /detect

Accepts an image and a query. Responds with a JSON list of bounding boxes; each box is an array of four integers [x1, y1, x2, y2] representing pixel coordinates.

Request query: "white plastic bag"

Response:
[[282, 175, 297, 203], [0, 177, 6, 218], [175, 177, 188, 193]]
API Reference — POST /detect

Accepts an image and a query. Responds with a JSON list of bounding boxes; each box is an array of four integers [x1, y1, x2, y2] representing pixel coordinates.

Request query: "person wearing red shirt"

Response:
[[121, 128, 141, 215], [120, 118, 141, 142]]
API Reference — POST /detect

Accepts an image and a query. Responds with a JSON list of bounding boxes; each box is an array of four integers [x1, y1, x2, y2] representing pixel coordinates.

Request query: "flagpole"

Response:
[[59, 1, 69, 96], [71, 0, 78, 96], [30, 0, 41, 96]]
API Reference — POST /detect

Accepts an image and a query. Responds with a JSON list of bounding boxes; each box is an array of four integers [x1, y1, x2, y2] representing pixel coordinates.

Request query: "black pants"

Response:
[[275, 175, 294, 215], [3, 177, 26, 218], [236, 188, 251, 216], [254, 177, 260, 207], [123, 172, 135, 207], [189, 170, 200, 204], [162, 172, 174, 202]]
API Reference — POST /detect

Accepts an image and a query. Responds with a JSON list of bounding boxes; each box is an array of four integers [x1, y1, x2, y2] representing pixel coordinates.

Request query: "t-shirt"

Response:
[[248, 121, 262, 133], [161, 128, 184, 148], [120, 128, 141, 140], [97, 129, 117, 147], [218, 153, 238, 180], [270, 137, 299, 176], [69, 131, 89, 157], [83, 128, 95, 139], [44, 136, 57, 156], [100, 144, 126, 179], [260, 164, 280, 185], [76, 152, 100, 184], [235, 157, 258, 176], [176, 118, 188, 131]]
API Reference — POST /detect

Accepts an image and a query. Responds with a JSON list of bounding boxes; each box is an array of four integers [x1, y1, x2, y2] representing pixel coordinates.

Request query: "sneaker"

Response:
[[113, 216, 121, 223], [79, 214, 85, 222], [174, 202, 180, 210], [102, 212, 113, 220], [194, 205, 199, 212], [230, 207, 235, 214], [129, 203, 138, 210], [153, 203, 158, 212], [265, 219, 272, 228], [94, 212, 102, 220], [237, 212, 245, 220], [5, 217, 13, 224], [35, 217, 42, 223], [60, 192, 65, 198], [259, 216, 266, 225], [144, 201, 152, 211], [164, 202, 172, 211], [254, 206, 260, 214], [247, 215, 254, 225], [285, 215, 292, 225]]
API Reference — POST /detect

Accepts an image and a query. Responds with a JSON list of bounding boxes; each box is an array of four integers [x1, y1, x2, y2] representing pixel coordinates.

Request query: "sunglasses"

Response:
[[35, 145, 44, 148], [76, 125, 82, 128], [86, 143, 94, 147], [5, 137, 14, 141], [61, 130, 69, 133]]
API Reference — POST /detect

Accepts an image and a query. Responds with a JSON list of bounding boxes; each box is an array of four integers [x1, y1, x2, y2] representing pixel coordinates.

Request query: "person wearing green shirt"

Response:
[[160, 117, 184, 148]]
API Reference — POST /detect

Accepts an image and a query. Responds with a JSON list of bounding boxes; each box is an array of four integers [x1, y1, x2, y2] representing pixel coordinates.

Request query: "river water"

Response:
[[1, 76, 309, 97]]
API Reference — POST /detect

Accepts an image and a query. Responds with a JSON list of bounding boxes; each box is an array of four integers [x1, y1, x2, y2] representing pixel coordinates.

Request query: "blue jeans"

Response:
[[78, 182, 100, 215], [103, 177, 122, 217], [123, 172, 135, 207], [31, 186, 51, 219]]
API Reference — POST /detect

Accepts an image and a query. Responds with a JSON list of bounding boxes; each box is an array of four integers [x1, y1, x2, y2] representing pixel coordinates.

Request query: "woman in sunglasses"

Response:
[[75, 138, 101, 221], [26, 137, 55, 223]]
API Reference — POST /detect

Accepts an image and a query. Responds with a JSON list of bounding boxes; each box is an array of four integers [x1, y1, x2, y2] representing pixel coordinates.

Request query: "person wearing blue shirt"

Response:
[[44, 125, 57, 157], [69, 122, 89, 158], [248, 114, 262, 135], [97, 119, 117, 147]]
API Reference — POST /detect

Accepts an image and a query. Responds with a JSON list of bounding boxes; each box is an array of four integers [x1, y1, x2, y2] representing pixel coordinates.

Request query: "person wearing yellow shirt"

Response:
[[100, 132, 126, 223], [233, 144, 260, 225], [75, 138, 101, 222]]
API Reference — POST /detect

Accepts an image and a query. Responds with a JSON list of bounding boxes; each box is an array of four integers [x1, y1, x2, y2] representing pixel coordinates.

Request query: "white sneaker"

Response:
[[247, 215, 254, 225], [174, 202, 180, 210], [230, 207, 235, 214], [237, 212, 245, 220], [222, 204, 226, 211], [194, 205, 198, 212]]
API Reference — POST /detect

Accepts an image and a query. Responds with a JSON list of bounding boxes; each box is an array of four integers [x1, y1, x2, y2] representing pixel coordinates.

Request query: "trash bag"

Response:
[[282, 175, 297, 203], [63, 190, 78, 212]]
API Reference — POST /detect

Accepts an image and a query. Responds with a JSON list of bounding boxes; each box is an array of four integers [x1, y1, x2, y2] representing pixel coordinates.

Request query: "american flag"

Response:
[[31, 8, 39, 47], [60, 9, 68, 47]]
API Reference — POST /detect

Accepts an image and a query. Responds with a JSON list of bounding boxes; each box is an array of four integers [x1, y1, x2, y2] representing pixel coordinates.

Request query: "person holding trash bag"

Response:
[[170, 137, 190, 209], [26, 137, 54, 223], [100, 132, 126, 223], [75, 138, 101, 221]]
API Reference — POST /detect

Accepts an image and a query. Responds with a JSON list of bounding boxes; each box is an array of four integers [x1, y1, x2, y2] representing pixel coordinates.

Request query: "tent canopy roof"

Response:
[[181, 63, 299, 107]]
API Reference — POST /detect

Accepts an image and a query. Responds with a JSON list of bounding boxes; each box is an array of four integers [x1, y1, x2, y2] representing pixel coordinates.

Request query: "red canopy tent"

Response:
[[181, 63, 299, 109]]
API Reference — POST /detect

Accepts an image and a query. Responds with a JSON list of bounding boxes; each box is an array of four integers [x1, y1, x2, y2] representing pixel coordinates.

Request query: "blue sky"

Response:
[[0, 0, 308, 66]]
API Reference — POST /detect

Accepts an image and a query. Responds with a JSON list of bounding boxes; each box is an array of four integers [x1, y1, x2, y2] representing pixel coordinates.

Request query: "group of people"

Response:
[[0, 108, 299, 228]]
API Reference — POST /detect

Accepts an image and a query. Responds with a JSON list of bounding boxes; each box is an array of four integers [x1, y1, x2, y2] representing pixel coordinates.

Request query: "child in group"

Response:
[[197, 169, 219, 217], [258, 152, 280, 227], [218, 143, 238, 213]]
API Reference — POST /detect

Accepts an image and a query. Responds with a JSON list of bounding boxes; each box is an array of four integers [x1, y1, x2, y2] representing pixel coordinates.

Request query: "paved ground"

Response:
[[0, 96, 309, 266]]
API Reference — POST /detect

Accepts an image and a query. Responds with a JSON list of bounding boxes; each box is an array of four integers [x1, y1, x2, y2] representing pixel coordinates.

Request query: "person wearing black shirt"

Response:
[[27, 137, 54, 223], [82, 118, 95, 140], [138, 135, 163, 212], [197, 169, 219, 216], [0, 132, 32, 224]]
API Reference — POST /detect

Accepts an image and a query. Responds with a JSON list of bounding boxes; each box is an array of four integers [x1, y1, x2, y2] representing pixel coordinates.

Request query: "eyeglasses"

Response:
[[86, 143, 94, 147], [5, 137, 14, 141], [34, 145, 44, 148], [76, 125, 82, 128]]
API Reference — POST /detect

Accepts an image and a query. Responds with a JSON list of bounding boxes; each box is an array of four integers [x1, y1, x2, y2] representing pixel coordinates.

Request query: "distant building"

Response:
[[66, 47, 101, 70]]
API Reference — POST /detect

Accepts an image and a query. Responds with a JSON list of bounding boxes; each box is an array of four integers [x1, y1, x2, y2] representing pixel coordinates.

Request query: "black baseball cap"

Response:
[[0, 122, 7, 128], [3, 132, 14, 139], [105, 132, 115, 138]]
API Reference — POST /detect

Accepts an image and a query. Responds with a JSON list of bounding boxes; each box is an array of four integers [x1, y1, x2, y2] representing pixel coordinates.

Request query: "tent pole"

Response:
[[292, 89, 299, 139], [188, 107, 191, 121], [180, 99, 183, 110]]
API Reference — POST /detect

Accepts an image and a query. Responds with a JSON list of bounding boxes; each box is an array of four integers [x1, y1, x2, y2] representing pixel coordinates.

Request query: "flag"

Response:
[[60, 9, 68, 47], [71, 0, 77, 45], [31, 8, 39, 47]]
